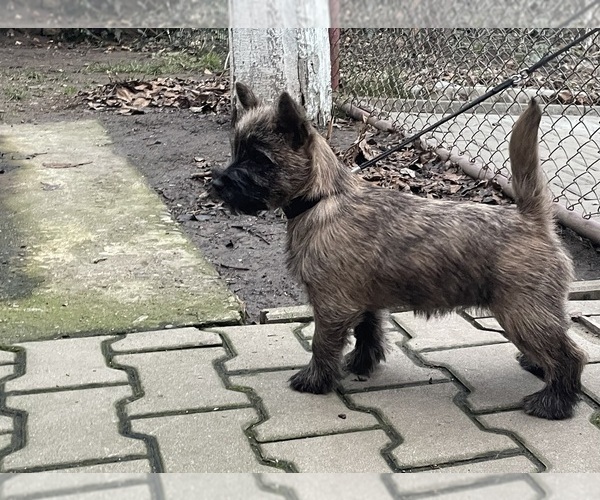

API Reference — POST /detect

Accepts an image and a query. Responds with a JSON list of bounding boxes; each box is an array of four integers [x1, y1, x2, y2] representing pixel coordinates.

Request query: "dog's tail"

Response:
[[509, 99, 552, 222]]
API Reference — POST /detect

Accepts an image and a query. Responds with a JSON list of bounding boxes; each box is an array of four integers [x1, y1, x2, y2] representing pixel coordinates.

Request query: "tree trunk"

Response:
[[229, 2, 332, 125]]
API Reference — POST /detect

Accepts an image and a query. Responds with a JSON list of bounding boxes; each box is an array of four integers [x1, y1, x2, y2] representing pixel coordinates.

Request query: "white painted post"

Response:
[[229, 1, 332, 126]]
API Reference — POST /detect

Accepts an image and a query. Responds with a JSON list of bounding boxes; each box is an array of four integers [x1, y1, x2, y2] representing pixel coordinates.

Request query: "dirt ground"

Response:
[[2, 31, 600, 322]]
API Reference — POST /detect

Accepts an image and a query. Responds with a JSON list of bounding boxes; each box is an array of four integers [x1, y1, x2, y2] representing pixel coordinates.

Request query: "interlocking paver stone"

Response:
[[341, 332, 448, 391], [4, 386, 146, 470], [260, 430, 391, 472], [0, 350, 16, 364], [423, 456, 538, 473], [392, 312, 507, 351], [262, 474, 394, 499], [569, 281, 600, 300], [0, 365, 14, 383], [582, 363, 600, 403], [161, 474, 284, 499], [567, 300, 600, 316], [472, 317, 504, 332], [0, 434, 11, 450], [461, 308, 492, 319], [231, 370, 378, 441], [570, 326, 600, 362], [1, 473, 150, 496], [388, 475, 539, 498], [53, 486, 151, 500], [479, 402, 600, 472], [412, 480, 539, 500], [0, 415, 13, 433], [111, 327, 221, 352], [132, 409, 274, 472], [213, 323, 311, 371], [299, 323, 315, 340], [350, 384, 518, 469], [11, 485, 151, 500], [3, 486, 151, 500], [5, 337, 127, 392], [114, 348, 248, 416], [578, 315, 600, 336], [63, 460, 152, 472], [260, 305, 313, 324], [422, 343, 544, 411], [536, 475, 600, 500]]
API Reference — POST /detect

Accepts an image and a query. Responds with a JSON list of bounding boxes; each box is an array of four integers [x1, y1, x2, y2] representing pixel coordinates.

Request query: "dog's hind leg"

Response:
[[516, 352, 546, 378], [492, 298, 586, 420], [344, 310, 387, 376], [289, 309, 360, 394]]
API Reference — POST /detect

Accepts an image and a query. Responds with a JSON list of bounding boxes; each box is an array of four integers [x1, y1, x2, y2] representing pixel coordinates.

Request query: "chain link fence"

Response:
[[334, 28, 600, 236]]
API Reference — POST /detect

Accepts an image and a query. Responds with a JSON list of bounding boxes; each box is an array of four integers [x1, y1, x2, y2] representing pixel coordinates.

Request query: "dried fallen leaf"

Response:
[[116, 86, 135, 102], [80, 77, 231, 116], [557, 89, 573, 103], [358, 138, 375, 160], [132, 97, 150, 108], [399, 168, 416, 178]]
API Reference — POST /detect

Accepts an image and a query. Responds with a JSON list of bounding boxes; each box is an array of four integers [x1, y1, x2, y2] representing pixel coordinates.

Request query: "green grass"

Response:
[[23, 70, 45, 82], [62, 85, 78, 96], [85, 51, 223, 77], [4, 86, 27, 101]]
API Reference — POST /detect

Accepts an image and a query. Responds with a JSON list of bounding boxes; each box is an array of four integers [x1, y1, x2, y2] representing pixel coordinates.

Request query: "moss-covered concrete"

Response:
[[0, 120, 242, 343]]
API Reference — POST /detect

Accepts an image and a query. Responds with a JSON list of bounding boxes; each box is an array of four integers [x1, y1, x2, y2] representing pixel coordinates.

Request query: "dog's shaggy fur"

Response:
[[212, 83, 586, 420]]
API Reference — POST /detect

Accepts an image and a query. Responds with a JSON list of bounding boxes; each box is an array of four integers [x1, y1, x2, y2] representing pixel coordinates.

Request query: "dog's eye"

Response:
[[249, 150, 273, 165]]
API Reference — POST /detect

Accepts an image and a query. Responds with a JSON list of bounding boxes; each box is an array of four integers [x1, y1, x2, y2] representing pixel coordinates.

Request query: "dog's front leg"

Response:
[[289, 313, 351, 394]]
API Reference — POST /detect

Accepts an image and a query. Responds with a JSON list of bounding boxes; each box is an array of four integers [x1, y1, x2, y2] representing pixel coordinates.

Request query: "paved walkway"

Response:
[[0, 120, 242, 342], [1, 472, 600, 499], [0, 299, 599, 479]]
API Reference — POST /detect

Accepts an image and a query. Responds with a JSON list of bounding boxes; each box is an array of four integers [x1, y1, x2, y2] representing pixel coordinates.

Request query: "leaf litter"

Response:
[[79, 76, 230, 115], [335, 128, 511, 206]]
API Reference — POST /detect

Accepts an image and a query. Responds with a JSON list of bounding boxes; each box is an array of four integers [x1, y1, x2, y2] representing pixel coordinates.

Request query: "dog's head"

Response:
[[211, 82, 314, 215]]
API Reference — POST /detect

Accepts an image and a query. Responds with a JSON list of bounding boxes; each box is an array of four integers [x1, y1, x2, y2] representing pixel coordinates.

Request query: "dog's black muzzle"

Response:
[[210, 163, 270, 216]]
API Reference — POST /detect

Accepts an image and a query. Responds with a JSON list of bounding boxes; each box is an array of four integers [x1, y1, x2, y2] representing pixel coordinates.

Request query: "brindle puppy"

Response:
[[212, 83, 586, 420]]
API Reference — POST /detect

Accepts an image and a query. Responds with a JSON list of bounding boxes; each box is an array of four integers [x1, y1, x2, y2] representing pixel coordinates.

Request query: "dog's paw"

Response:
[[343, 349, 375, 376], [343, 347, 385, 376], [522, 389, 577, 420], [289, 366, 336, 394]]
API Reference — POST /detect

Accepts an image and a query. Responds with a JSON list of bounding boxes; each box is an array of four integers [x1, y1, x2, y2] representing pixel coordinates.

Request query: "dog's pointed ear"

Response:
[[275, 91, 309, 148], [232, 82, 259, 126], [235, 82, 259, 110]]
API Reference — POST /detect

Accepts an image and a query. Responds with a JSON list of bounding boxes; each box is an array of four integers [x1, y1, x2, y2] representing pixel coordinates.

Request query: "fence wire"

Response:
[[335, 28, 600, 220]]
